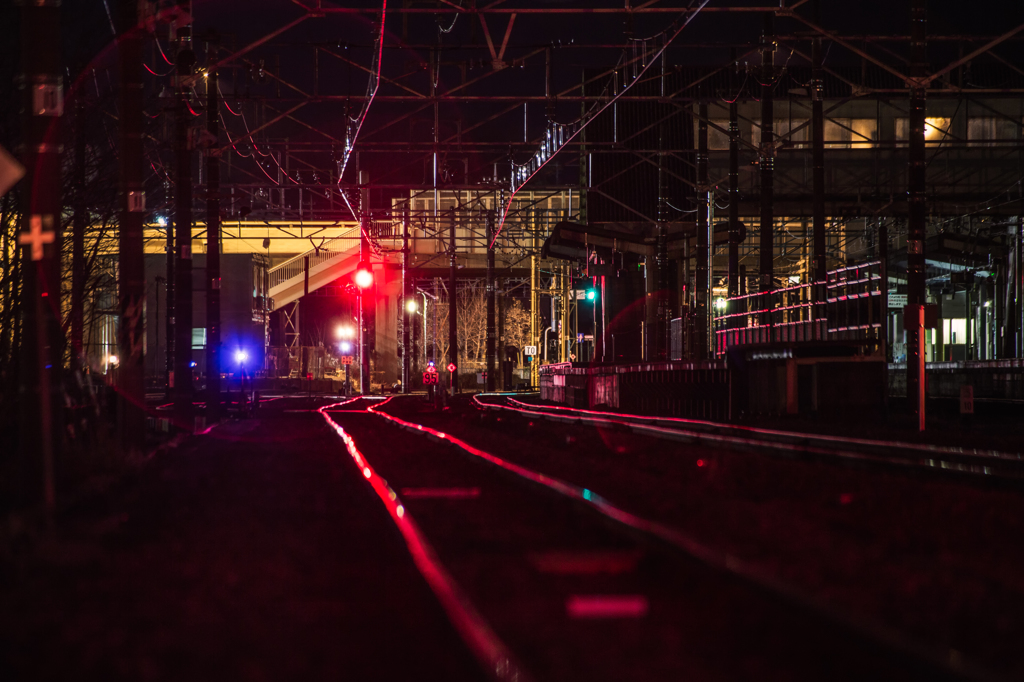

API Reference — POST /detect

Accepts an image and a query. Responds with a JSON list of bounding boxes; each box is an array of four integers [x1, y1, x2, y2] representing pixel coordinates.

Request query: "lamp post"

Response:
[[354, 262, 374, 395], [714, 297, 727, 357], [416, 288, 436, 369], [405, 298, 420, 382], [336, 323, 355, 396]]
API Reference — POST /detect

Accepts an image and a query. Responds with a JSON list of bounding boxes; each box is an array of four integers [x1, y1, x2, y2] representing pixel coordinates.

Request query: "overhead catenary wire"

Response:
[[492, 0, 712, 248]]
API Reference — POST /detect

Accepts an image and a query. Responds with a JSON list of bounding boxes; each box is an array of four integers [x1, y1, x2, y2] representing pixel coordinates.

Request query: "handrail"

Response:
[[268, 223, 361, 291]]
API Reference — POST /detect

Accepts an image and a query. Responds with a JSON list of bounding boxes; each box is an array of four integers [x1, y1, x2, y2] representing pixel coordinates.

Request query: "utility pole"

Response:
[[401, 205, 410, 393], [165, 198, 175, 398], [531, 254, 540, 379], [696, 101, 710, 359], [205, 32, 222, 423], [727, 49, 740, 302], [486, 210, 496, 391], [448, 207, 458, 394], [72, 100, 85, 370], [650, 117, 670, 361], [118, 0, 146, 453], [173, 15, 195, 428], [907, 0, 929, 431], [359, 171, 371, 395], [759, 11, 776, 329], [811, 0, 827, 333], [18, 0, 62, 513]]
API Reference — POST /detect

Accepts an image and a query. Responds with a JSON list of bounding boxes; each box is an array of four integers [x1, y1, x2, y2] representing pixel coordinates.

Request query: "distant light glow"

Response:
[[156, 216, 167, 227], [714, 298, 727, 311], [586, 289, 596, 301], [697, 459, 705, 467], [336, 325, 355, 339], [339, 341, 353, 353], [355, 267, 373, 289], [406, 299, 418, 313], [234, 350, 248, 364], [107, 354, 119, 365]]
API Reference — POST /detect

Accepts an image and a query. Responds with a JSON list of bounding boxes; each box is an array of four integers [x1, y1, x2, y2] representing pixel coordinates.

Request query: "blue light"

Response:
[[235, 349, 248, 364]]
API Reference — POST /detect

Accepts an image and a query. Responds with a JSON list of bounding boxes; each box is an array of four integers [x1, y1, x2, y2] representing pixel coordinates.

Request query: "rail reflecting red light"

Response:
[[498, 396, 1018, 460], [367, 399, 748, 574], [480, 396, 1011, 475], [371, 397, 979, 675], [318, 398, 528, 682]]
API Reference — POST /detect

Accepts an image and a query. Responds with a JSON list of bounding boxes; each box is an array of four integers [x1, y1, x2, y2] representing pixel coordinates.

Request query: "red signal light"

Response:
[[354, 262, 373, 289]]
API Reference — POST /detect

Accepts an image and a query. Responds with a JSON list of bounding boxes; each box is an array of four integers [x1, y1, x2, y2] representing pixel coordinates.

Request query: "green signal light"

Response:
[[586, 289, 597, 301]]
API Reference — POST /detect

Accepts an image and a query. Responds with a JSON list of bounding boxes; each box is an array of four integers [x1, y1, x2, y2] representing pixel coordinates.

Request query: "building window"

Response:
[[895, 117, 951, 143], [192, 327, 207, 350], [967, 117, 1019, 146], [777, 118, 809, 146], [708, 119, 733, 150], [825, 118, 878, 148], [751, 119, 808, 148]]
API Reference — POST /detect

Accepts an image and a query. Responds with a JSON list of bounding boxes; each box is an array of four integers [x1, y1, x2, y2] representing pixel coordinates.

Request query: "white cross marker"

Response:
[[19, 215, 55, 261]]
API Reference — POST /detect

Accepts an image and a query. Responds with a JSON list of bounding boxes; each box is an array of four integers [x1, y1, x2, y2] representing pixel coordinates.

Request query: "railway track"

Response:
[[473, 394, 1024, 481], [319, 396, 1012, 682]]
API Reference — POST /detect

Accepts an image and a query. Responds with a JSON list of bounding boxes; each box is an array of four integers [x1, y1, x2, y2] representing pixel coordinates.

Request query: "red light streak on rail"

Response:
[[318, 398, 529, 682]]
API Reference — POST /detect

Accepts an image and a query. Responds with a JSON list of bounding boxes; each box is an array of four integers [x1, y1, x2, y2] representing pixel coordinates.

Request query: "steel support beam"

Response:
[[695, 102, 710, 360], [173, 27, 195, 428], [759, 12, 776, 326], [205, 37, 222, 423], [119, 0, 146, 451], [907, 0, 929, 430], [18, 0, 62, 512], [811, 3, 827, 328], [448, 208, 459, 394], [486, 211, 496, 391]]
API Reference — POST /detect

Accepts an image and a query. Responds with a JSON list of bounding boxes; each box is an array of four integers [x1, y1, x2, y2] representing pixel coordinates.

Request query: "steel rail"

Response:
[[366, 396, 1003, 682], [319, 397, 531, 682], [483, 396, 1023, 479]]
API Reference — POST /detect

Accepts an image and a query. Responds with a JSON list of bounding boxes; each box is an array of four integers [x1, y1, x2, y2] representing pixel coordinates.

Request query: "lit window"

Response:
[[895, 117, 951, 144], [850, 119, 878, 148], [825, 118, 876, 148], [751, 119, 808, 148]]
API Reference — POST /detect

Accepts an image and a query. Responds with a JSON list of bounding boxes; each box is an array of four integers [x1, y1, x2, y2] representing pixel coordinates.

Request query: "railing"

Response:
[[826, 260, 883, 335], [712, 260, 883, 355], [268, 222, 361, 291], [713, 282, 825, 354]]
